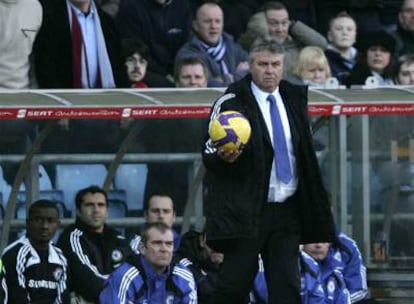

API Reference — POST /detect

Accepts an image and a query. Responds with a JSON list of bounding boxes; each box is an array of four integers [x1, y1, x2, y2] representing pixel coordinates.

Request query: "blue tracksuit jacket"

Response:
[[99, 254, 197, 304]]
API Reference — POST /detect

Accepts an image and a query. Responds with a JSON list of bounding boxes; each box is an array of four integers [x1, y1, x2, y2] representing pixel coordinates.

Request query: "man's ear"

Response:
[[327, 30, 332, 43], [138, 241, 145, 254], [192, 20, 198, 33]]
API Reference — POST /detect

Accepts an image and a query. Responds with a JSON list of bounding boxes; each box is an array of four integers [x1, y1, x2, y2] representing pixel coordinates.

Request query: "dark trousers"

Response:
[[208, 198, 302, 304]]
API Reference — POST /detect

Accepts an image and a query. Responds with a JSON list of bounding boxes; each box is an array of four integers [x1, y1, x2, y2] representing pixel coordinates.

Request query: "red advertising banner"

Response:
[[0, 104, 413, 120]]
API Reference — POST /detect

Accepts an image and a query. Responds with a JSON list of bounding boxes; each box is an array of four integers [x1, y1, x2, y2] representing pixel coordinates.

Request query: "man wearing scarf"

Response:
[[33, 0, 127, 155], [34, 0, 125, 89], [176, 2, 249, 87]]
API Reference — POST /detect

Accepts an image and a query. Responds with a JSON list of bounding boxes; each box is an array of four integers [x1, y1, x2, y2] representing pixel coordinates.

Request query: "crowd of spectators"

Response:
[[3, 0, 414, 92]]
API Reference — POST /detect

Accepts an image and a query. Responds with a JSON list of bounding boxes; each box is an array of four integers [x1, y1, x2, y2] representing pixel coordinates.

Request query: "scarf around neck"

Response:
[[68, 0, 115, 88]]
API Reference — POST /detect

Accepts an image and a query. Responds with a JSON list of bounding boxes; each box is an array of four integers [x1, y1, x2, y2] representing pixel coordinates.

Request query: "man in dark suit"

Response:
[[33, 0, 125, 155], [202, 37, 335, 304], [34, 0, 125, 88]]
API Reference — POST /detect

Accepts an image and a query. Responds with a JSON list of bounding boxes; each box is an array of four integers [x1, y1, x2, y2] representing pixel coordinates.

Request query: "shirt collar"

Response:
[[250, 81, 280, 102]]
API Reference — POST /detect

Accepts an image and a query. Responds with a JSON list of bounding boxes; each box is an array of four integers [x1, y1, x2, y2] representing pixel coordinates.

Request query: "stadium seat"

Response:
[[0, 166, 12, 208], [16, 189, 68, 218], [55, 164, 109, 216], [107, 189, 128, 219], [114, 164, 147, 215]]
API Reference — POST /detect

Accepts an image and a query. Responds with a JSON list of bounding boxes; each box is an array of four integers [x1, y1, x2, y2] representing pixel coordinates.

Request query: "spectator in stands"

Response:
[[0, 199, 70, 303], [261, 1, 328, 77], [303, 231, 369, 303], [189, 0, 264, 41], [57, 185, 131, 303], [325, 12, 359, 84], [121, 38, 175, 88], [130, 192, 181, 253], [313, 0, 383, 36], [34, 0, 125, 88], [390, 0, 414, 58], [344, 31, 396, 86], [175, 230, 224, 304], [116, 0, 192, 84], [288, 46, 332, 86], [238, 12, 270, 52], [122, 39, 149, 88], [175, 56, 208, 88], [176, 2, 249, 87], [0, 0, 42, 89], [100, 222, 197, 303], [394, 54, 414, 84]]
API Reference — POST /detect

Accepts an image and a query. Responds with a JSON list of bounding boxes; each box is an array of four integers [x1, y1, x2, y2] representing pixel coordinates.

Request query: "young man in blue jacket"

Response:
[[303, 231, 369, 303], [100, 222, 197, 304], [250, 252, 326, 304]]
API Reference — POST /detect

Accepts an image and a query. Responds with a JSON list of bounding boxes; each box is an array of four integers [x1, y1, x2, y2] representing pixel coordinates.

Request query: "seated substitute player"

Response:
[[130, 191, 180, 253], [250, 252, 326, 304], [303, 231, 369, 303], [0, 199, 70, 303], [57, 185, 132, 303], [100, 222, 197, 304], [175, 230, 224, 303]]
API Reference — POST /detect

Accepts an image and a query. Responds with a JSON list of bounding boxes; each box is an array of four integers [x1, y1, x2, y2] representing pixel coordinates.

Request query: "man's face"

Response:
[[145, 195, 176, 227], [140, 228, 174, 273], [302, 65, 328, 84], [76, 192, 108, 232], [125, 52, 148, 83], [265, 9, 290, 43], [250, 50, 284, 92], [176, 64, 208, 88], [193, 4, 224, 45], [27, 207, 60, 248], [69, 0, 90, 12], [398, 61, 414, 84], [366, 46, 391, 73], [303, 243, 330, 261], [399, 0, 414, 31], [328, 17, 357, 50]]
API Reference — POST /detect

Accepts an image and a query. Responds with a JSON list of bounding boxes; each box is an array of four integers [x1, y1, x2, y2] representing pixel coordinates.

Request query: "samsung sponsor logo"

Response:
[[28, 279, 58, 289]]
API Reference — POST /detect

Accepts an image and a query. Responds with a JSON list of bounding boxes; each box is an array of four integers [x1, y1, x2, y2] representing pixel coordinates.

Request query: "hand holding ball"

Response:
[[208, 111, 251, 152]]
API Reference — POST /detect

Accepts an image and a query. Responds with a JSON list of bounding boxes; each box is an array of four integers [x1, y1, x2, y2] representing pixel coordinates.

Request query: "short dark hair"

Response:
[[75, 185, 108, 209], [143, 190, 175, 212], [261, 1, 289, 14], [28, 199, 60, 219], [174, 56, 208, 81], [121, 38, 150, 62], [328, 11, 356, 31], [140, 222, 172, 244]]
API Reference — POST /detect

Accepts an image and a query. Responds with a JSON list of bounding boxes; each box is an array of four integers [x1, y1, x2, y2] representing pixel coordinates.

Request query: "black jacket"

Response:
[[56, 220, 131, 303], [174, 231, 220, 304], [202, 75, 335, 244], [0, 236, 70, 304], [34, 0, 126, 88]]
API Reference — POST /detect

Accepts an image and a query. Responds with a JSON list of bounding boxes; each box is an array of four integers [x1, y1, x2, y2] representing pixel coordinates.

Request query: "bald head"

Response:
[[193, 3, 224, 45]]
